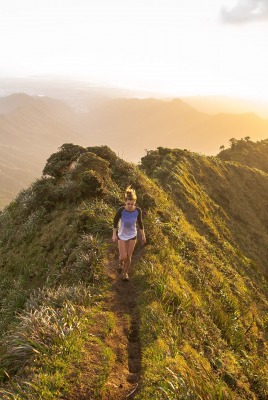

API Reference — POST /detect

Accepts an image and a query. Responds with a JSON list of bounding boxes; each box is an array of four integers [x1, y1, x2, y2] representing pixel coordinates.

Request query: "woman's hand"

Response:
[[112, 233, 117, 242], [141, 233, 146, 244]]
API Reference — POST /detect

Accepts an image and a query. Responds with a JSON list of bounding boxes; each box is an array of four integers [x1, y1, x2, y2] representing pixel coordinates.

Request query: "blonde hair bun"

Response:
[[125, 185, 137, 201]]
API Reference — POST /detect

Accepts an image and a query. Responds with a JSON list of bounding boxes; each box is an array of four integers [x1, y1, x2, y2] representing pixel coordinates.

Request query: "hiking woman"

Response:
[[112, 186, 146, 281]]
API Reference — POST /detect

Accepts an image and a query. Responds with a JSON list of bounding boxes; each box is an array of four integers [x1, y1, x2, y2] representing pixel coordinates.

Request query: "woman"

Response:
[[112, 186, 146, 281]]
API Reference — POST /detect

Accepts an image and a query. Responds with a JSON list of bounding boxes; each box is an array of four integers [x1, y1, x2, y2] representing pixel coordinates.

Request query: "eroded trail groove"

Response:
[[103, 244, 142, 400]]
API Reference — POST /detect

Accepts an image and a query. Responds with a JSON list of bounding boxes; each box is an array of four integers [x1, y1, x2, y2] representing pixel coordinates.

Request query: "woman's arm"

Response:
[[140, 228, 146, 244], [137, 208, 146, 243], [112, 207, 123, 242], [112, 227, 117, 242]]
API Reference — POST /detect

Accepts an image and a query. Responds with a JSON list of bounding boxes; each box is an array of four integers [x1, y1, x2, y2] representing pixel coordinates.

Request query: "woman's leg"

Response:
[[118, 239, 127, 271], [125, 239, 137, 274]]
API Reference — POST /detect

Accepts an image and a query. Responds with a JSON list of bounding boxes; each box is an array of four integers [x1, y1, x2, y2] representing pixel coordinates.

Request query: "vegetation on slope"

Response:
[[0, 143, 157, 399], [0, 143, 268, 399], [218, 137, 268, 173], [138, 147, 268, 399]]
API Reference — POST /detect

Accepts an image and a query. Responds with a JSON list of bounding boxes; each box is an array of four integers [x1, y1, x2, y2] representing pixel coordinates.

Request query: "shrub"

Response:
[[86, 145, 118, 165], [43, 143, 86, 178], [72, 152, 110, 180], [80, 170, 104, 197]]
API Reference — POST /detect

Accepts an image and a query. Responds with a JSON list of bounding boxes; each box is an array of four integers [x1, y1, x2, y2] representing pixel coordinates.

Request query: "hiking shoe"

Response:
[[122, 273, 129, 281]]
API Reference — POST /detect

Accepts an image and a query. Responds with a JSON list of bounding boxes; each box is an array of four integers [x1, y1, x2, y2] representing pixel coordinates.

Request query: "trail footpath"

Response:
[[67, 242, 143, 400], [102, 243, 142, 399]]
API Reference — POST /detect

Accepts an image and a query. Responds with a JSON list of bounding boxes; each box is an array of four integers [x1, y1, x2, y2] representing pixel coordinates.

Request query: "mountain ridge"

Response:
[[0, 143, 267, 399], [218, 137, 268, 173]]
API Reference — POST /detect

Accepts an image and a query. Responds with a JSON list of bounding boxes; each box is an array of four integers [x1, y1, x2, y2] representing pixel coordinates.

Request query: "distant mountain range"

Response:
[[81, 97, 268, 160], [1, 90, 268, 207], [182, 95, 268, 118], [0, 93, 88, 207]]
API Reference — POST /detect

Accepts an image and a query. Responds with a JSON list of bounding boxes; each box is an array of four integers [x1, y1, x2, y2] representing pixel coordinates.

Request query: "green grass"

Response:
[[1, 144, 268, 399]]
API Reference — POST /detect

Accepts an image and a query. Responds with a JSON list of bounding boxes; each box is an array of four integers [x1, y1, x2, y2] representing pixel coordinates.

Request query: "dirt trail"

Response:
[[102, 243, 143, 400], [67, 242, 144, 400]]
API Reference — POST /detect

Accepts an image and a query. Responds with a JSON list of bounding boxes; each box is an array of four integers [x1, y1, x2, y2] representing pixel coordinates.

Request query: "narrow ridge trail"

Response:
[[102, 243, 143, 400], [66, 242, 144, 400]]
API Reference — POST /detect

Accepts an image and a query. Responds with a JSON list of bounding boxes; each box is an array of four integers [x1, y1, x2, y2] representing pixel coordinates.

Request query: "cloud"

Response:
[[221, 0, 268, 23]]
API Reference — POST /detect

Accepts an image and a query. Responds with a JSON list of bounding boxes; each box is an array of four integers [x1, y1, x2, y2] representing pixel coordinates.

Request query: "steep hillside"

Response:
[[0, 93, 36, 114], [0, 94, 89, 207], [141, 147, 268, 275], [0, 94, 82, 151], [218, 138, 268, 173], [0, 144, 268, 399]]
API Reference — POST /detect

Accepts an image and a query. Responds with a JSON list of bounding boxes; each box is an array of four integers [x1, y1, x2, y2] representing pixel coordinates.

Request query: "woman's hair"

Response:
[[125, 185, 137, 201]]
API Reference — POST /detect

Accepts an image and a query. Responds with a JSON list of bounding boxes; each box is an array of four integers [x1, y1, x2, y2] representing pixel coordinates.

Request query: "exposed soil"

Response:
[[66, 241, 143, 400], [102, 243, 142, 400]]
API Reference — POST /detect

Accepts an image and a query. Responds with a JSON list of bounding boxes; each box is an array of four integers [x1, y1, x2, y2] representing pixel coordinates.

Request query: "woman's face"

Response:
[[125, 199, 136, 211]]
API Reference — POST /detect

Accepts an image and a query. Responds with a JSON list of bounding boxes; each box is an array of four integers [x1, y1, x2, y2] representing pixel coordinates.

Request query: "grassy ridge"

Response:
[[0, 143, 268, 399], [137, 147, 268, 399], [218, 137, 268, 173]]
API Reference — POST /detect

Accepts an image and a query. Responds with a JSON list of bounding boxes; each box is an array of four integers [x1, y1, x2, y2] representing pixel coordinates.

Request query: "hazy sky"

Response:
[[1, 0, 268, 99]]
